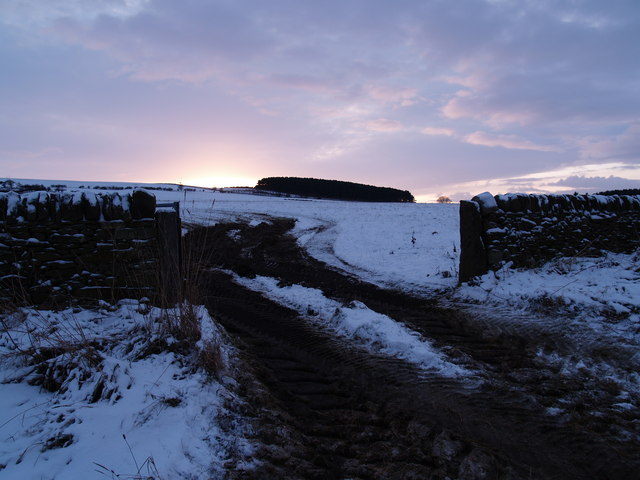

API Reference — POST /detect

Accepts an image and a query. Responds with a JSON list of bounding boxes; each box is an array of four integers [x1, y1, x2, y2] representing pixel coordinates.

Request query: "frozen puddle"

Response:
[[234, 275, 469, 378]]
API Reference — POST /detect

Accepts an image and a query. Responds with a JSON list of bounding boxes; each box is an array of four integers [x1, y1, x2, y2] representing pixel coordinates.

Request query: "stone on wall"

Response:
[[4, 192, 20, 220], [82, 192, 101, 221], [103, 193, 131, 221], [0, 194, 7, 222], [60, 193, 84, 222], [472, 192, 498, 216], [131, 190, 156, 219]]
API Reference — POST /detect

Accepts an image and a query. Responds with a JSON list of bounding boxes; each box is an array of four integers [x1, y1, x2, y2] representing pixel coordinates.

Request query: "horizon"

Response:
[[3, 175, 637, 204], [1, 1, 639, 201]]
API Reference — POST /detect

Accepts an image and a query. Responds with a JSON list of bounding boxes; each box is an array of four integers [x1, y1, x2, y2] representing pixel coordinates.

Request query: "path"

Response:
[[187, 219, 639, 479]]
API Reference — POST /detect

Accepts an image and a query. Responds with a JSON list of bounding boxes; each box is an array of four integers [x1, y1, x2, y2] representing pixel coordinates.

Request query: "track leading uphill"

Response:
[[186, 218, 639, 480]]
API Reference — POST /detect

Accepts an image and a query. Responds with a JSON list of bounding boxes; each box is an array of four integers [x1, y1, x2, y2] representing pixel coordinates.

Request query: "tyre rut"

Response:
[[204, 270, 514, 479], [188, 220, 639, 479]]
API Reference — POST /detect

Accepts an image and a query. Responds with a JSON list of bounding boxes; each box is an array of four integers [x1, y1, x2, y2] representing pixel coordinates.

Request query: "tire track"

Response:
[[203, 270, 514, 479], [187, 220, 640, 479]]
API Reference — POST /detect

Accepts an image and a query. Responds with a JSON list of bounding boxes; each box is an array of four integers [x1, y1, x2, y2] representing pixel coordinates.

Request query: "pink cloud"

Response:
[[576, 124, 640, 161], [464, 131, 560, 152], [3, 0, 640, 194], [442, 94, 536, 127], [421, 127, 455, 136], [364, 118, 403, 132], [366, 85, 418, 106], [548, 175, 640, 190]]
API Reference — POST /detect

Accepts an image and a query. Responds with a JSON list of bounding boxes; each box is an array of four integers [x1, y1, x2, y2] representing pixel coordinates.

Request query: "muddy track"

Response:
[[187, 219, 639, 479]]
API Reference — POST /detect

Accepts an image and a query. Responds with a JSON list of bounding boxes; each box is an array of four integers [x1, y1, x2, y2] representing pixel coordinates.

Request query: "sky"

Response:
[[1, 0, 639, 201]]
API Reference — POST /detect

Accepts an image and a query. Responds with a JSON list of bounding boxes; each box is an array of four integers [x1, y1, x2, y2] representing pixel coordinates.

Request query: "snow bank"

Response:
[[455, 251, 640, 348], [0, 301, 254, 479]]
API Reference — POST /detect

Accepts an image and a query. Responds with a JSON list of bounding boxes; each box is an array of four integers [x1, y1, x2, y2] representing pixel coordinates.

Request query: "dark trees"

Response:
[[255, 177, 415, 203]]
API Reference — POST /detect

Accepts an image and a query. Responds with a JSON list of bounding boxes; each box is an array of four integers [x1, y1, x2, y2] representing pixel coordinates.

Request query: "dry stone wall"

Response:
[[459, 192, 640, 282], [0, 190, 163, 307]]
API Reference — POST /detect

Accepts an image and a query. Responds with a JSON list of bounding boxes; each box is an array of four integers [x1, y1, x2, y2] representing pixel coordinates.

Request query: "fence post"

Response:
[[156, 206, 181, 305], [459, 200, 487, 283]]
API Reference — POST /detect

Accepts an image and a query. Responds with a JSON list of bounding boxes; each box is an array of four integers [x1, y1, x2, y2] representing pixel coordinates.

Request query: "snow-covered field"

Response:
[[177, 189, 461, 292], [163, 188, 640, 410], [174, 189, 640, 332], [1, 180, 639, 477]]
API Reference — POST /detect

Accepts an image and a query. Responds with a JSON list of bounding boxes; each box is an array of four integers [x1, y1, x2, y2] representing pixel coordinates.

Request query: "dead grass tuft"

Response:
[[198, 339, 226, 380], [1, 307, 103, 369], [160, 302, 201, 344]]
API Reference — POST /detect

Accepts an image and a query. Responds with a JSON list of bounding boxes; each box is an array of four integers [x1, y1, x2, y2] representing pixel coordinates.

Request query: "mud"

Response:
[[187, 218, 639, 480]]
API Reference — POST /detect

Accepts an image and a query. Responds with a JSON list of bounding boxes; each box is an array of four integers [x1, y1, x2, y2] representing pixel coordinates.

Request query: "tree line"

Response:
[[255, 177, 415, 203], [595, 188, 640, 196]]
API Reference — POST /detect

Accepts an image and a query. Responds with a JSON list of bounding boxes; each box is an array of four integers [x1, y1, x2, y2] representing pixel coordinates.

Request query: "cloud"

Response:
[[364, 118, 403, 132], [266, 73, 341, 95], [48, 1, 278, 84], [464, 131, 560, 152], [421, 127, 455, 137], [449, 191, 474, 202], [442, 91, 538, 127], [366, 85, 418, 106], [14, 1, 640, 131], [547, 175, 640, 190], [0, 147, 63, 159], [443, 71, 640, 129], [2, 0, 640, 192], [431, 2, 640, 129], [0, 0, 149, 29], [576, 124, 640, 162], [429, 161, 640, 200]]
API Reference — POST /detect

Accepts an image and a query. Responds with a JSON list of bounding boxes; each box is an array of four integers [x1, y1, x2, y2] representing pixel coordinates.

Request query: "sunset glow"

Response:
[[183, 176, 258, 189], [1, 1, 639, 199]]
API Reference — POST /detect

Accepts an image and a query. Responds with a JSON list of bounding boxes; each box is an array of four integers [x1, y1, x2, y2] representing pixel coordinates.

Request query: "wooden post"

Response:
[[156, 208, 181, 305]]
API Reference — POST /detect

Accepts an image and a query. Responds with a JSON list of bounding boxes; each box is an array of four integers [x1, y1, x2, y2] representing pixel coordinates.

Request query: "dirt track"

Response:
[[187, 218, 639, 480]]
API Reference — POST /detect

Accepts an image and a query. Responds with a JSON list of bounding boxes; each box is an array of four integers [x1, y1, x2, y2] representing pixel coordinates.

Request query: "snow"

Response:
[[453, 252, 640, 349], [146, 189, 640, 354], [161, 190, 461, 292], [6, 192, 20, 216], [0, 301, 254, 479], [473, 191, 497, 213], [72, 191, 83, 206], [233, 275, 469, 378], [2, 179, 639, 475], [0, 188, 152, 220], [148, 188, 640, 395]]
